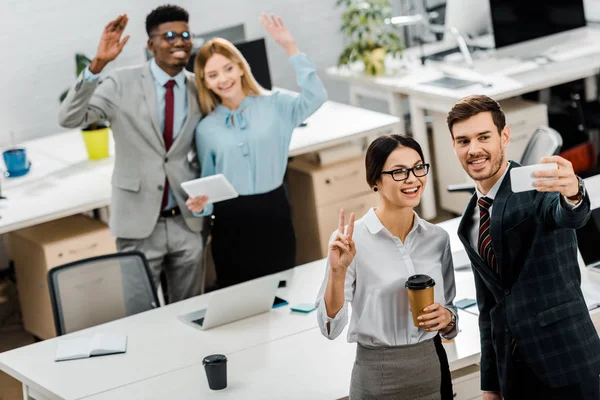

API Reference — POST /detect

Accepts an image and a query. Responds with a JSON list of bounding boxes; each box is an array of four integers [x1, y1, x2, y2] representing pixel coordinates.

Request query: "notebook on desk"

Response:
[[55, 333, 127, 362]]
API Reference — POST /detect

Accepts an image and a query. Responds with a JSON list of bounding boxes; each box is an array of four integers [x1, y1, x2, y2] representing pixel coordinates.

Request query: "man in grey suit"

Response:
[[447, 95, 600, 399], [59, 6, 207, 303]]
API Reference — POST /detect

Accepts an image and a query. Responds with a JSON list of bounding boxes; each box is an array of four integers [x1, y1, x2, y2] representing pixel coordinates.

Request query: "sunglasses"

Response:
[[150, 31, 192, 44]]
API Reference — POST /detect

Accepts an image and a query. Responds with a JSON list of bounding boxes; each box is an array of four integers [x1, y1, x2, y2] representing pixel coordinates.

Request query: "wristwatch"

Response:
[[447, 309, 457, 328], [567, 175, 585, 203]]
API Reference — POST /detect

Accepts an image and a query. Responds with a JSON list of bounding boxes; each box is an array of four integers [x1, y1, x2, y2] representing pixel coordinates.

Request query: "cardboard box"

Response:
[[7, 215, 116, 339]]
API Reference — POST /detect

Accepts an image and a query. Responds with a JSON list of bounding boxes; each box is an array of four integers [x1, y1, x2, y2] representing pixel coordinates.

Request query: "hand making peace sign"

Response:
[[328, 209, 356, 275]]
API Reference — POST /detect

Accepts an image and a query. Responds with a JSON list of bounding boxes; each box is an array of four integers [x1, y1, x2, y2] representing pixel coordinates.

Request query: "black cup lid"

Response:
[[203, 354, 227, 365], [405, 274, 435, 290]]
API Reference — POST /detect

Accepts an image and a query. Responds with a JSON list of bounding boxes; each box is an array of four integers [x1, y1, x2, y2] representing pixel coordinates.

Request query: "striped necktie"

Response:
[[477, 196, 498, 273]]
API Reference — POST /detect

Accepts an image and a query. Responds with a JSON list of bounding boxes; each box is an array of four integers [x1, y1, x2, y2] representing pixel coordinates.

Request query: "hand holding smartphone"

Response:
[[510, 163, 558, 193]]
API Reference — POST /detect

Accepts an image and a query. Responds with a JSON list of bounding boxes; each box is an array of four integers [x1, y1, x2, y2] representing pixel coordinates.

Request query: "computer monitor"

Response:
[[576, 207, 600, 269], [144, 24, 246, 62], [192, 24, 246, 48], [490, 0, 587, 49], [443, 0, 492, 42], [186, 38, 273, 91]]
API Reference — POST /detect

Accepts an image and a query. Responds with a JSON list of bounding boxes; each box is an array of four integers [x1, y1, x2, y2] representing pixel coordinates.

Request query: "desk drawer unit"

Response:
[[310, 156, 369, 206], [7, 215, 116, 339], [288, 155, 376, 264]]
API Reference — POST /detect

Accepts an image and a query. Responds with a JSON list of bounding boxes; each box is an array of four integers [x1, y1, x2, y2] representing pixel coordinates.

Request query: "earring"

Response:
[[373, 187, 378, 192]]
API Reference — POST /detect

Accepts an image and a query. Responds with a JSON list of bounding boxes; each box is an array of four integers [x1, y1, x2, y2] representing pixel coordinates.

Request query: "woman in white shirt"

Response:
[[316, 135, 458, 400]]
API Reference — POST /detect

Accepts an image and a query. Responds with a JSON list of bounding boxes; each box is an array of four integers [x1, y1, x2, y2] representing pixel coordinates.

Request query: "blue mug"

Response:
[[3, 147, 30, 177]]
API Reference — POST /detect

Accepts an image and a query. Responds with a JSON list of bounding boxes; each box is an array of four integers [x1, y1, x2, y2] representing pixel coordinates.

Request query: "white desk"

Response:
[[0, 260, 325, 400], [0, 101, 399, 235], [327, 26, 600, 220], [0, 257, 482, 400], [82, 311, 482, 400]]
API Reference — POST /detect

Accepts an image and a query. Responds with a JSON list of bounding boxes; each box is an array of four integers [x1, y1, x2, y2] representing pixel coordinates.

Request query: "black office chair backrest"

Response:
[[520, 125, 563, 165], [48, 251, 159, 336]]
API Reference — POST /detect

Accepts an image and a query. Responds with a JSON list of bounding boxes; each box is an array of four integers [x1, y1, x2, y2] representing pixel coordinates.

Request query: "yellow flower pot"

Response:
[[81, 127, 110, 160], [363, 48, 387, 76]]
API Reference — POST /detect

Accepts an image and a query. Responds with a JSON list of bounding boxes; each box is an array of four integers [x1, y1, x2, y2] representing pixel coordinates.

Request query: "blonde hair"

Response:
[[194, 37, 264, 115]]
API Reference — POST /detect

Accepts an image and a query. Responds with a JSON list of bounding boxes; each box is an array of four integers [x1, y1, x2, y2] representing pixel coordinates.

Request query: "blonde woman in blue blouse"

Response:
[[186, 13, 327, 288]]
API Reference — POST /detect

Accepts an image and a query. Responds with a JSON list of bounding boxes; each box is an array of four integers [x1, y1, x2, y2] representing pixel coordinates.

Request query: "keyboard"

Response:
[[544, 42, 600, 62], [471, 57, 539, 76]]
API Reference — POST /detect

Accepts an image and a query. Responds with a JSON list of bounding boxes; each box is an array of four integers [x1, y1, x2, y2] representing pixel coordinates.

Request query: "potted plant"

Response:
[[60, 53, 111, 160], [336, 0, 403, 76]]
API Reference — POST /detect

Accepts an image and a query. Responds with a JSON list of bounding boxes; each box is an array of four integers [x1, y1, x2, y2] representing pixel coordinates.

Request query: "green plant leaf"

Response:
[[75, 53, 92, 77], [59, 90, 68, 103]]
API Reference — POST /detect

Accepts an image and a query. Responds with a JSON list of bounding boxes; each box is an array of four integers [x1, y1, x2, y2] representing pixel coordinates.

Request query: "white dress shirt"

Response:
[[469, 162, 581, 253], [316, 208, 458, 347]]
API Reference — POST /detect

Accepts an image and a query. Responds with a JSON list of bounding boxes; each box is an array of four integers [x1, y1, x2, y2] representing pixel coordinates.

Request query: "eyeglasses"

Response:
[[150, 31, 191, 44], [381, 163, 430, 182]]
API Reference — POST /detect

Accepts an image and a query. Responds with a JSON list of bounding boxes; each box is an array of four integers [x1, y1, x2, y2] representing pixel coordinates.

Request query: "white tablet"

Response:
[[510, 163, 558, 193], [181, 174, 238, 203]]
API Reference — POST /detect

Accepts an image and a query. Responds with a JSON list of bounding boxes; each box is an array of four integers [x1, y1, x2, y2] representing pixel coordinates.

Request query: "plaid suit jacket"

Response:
[[457, 161, 600, 394]]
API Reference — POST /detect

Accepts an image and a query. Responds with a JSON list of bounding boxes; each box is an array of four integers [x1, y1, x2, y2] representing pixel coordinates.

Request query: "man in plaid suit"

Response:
[[447, 95, 600, 399]]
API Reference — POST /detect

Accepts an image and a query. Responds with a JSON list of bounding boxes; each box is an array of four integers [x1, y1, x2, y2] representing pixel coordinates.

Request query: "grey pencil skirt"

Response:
[[349, 338, 442, 400]]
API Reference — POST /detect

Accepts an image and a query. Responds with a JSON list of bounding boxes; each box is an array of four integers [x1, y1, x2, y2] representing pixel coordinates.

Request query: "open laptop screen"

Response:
[[576, 208, 600, 269]]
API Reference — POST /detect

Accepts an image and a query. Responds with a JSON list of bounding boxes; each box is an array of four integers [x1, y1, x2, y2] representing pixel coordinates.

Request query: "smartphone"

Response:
[[510, 163, 558, 193], [290, 303, 316, 313], [272, 296, 289, 309]]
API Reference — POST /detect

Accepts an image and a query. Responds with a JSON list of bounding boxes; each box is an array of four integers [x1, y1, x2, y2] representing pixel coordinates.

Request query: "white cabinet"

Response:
[[431, 98, 548, 215], [452, 365, 482, 400]]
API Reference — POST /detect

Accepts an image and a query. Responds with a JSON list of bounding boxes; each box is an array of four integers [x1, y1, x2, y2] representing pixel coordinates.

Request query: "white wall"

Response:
[[0, 0, 351, 144]]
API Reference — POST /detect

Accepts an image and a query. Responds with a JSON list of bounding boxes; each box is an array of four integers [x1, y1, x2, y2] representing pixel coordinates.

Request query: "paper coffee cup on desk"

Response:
[[405, 274, 435, 327]]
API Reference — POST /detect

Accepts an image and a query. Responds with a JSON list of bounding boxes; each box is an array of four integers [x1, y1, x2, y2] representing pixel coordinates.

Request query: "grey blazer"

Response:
[[58, 61, 203, 239]]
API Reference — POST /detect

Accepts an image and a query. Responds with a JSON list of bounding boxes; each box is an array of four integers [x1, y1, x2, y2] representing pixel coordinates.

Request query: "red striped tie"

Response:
[[477, 197, 498, 273], [161, 80, 176, 210]]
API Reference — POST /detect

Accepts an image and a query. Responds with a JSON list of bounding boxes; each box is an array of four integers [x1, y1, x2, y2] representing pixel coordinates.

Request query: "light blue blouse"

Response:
[[194, 52, 327, 215]]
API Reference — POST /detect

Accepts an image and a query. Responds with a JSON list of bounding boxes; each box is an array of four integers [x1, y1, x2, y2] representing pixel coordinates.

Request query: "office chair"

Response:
[[48, 251, 159, 336], [448, 125, 563, 194]]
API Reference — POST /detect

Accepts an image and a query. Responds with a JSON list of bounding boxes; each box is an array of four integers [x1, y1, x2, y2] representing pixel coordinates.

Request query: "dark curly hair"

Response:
[[145, 4, 189, 36]]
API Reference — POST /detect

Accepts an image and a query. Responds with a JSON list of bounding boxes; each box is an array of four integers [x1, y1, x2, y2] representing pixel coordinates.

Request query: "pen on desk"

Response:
[[588, 303, 600, 310]]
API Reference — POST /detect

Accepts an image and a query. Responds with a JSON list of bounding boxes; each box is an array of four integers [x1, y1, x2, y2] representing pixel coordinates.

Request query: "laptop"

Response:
[[178, 273, 280, 330], [576, 206, 600, 270]]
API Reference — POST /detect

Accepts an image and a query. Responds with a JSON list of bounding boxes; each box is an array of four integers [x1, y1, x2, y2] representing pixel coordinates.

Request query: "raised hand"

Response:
[[327, 209, 356, 276], [259, 13, 298, 56], [90, 14, 131, 73]]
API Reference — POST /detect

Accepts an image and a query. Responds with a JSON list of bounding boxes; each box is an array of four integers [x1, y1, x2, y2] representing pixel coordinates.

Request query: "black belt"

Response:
[[160, 206, 181, 218]]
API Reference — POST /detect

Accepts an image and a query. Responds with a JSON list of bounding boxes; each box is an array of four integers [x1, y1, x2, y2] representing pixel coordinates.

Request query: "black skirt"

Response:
[[210, 184, 296, 289]]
